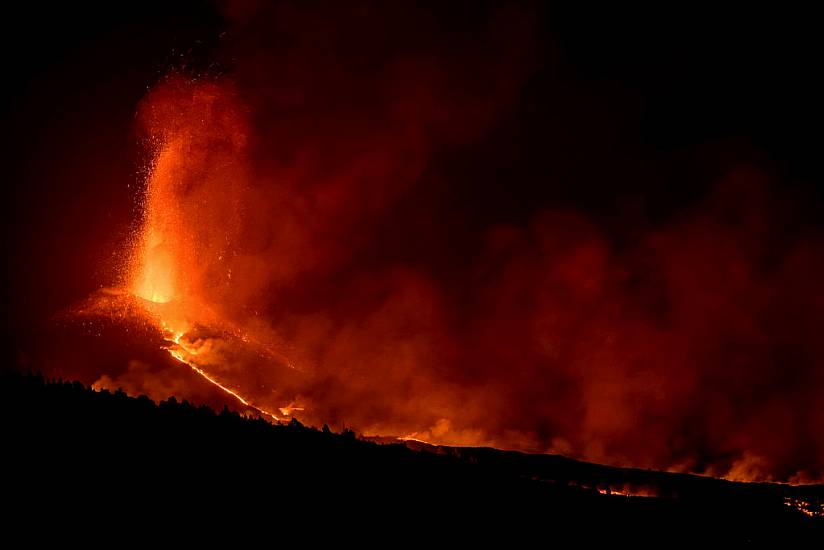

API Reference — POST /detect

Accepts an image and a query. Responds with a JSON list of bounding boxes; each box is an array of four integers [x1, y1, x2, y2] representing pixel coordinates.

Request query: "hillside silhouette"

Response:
[[1, 367, 821, 541]]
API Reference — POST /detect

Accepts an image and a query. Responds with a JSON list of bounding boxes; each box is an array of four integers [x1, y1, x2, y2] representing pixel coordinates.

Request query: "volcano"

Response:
[[62, 287, 305, 421], [4, 3, 824, 537]]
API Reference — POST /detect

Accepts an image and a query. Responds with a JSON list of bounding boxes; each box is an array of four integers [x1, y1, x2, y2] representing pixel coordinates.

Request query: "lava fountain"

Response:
[[121, 78, 295, 422]]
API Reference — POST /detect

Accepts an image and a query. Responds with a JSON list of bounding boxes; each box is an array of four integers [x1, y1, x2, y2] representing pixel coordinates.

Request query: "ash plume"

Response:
[[30, 1, 824, 482]]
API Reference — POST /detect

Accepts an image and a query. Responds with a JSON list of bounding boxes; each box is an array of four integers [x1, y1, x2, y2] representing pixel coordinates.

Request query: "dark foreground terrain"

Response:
[[1, 368, 821, 542]]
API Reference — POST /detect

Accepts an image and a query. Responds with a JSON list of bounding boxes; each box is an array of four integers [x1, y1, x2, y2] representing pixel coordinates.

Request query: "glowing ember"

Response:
[[784, 497, 824, 518], [597, 486, 658, 498]]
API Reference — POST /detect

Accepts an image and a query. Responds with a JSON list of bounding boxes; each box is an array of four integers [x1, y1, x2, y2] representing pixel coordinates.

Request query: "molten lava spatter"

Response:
[[121, 80, 298, 422], [133, 235, 175, 304], [130, 139, 189, 306]]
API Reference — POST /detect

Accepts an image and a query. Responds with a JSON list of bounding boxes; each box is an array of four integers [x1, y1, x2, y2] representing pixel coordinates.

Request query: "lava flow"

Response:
[[162, 322, 283, 421]]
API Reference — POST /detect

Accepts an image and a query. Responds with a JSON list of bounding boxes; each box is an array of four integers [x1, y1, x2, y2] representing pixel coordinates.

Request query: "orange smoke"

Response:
[[82, 2, 824, 484]]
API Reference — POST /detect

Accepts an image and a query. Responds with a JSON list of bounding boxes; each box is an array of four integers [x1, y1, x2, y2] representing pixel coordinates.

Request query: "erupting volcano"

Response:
[[120, 80, 296, 421], [8, 1, 824, 498]]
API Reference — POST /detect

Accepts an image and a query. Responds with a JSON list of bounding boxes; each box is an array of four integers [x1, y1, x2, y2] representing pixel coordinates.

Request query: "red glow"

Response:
[[60, 3, 824, 485]]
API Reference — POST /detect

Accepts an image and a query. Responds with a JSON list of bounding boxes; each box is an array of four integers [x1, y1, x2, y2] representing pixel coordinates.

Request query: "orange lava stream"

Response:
[[165, 340, 282, 421]]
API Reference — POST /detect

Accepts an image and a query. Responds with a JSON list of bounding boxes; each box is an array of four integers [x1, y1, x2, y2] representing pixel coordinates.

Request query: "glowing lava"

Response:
[[123, 80, 291, 422], [163, 325, 282, 421], [133, 234, 175, 304], [130, 136, 189, 306], [784, 497, 824, 518]]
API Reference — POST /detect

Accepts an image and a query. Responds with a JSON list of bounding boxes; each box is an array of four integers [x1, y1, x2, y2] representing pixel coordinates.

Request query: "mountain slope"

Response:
[[1, 368, 821, 541]]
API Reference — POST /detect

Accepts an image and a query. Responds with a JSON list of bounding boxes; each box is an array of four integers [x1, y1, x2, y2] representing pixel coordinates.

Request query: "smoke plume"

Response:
[[76, 2, 824, 482]]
